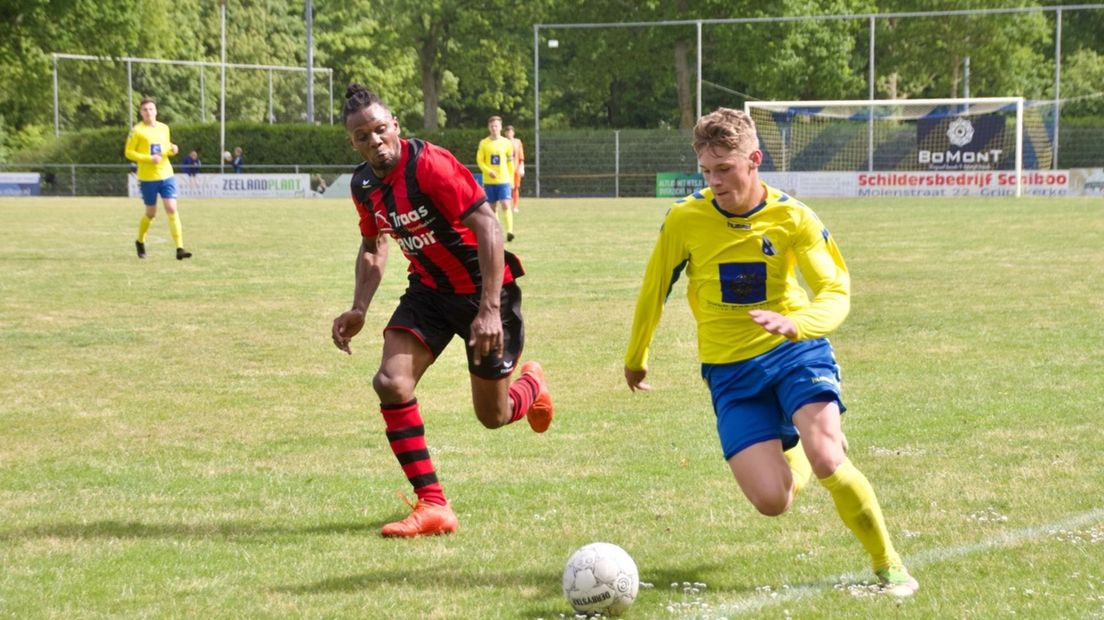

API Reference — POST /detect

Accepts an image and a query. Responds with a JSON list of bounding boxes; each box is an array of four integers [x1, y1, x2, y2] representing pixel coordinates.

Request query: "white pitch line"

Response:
[[699, 507, 1104, 617]]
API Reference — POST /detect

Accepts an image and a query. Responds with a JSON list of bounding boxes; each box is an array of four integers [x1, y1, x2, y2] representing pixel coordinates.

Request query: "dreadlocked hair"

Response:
[[342, 84, 388, 122]]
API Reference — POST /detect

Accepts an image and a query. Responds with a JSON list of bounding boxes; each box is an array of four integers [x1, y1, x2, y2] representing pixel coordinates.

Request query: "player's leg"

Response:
[[794, 401, 917, 595], [726, 439, 799, 516], [465, 283, 552, 432], [136, 182, 158, 258], [499, 199, 514, 241], [780, 340, 918, 596], [159, 178, 191, 259], [374, 302, 457, 537], [706, 360, 800, 515], [511, 170, 521, 212]]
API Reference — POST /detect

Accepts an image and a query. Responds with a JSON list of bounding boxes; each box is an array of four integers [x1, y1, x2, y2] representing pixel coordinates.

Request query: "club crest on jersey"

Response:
[[762, 236, 775, 256]]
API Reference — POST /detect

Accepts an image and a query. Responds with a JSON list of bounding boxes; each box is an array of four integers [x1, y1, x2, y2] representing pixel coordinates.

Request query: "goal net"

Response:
[[746, 97, 1052, 196]]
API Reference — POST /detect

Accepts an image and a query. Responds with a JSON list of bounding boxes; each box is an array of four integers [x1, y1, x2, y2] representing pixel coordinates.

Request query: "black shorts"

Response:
[[386, 281, 525, 380]]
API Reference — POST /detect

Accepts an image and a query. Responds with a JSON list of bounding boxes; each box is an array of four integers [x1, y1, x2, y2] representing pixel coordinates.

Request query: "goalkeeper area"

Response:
[[745, 97, 1064, 197], [747, 98, 1041, 171]]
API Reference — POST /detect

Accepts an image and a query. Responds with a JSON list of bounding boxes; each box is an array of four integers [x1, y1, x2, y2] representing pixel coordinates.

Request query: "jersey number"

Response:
[[718, 262, 767, 304]]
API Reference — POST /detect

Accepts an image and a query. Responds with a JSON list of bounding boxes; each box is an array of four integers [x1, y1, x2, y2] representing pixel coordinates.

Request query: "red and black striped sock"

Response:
[[381, 399, 446, 506], [507, 373, 540, 423]]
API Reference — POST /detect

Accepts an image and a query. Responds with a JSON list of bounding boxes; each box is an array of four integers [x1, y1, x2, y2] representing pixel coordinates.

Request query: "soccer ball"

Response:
[[222, 150, 232, 162], [562, 542, 639, 616]]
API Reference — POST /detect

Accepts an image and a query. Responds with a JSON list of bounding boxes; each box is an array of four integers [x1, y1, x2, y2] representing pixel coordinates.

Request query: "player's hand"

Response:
[[170, 143, 179, 156], [624, 367, 652, 392], [488, 171, 497, 180], [150, 154, 162, 165], [332, 309, 366, 354], [749, 309, 798, 340], [468, 308, 503, 366]]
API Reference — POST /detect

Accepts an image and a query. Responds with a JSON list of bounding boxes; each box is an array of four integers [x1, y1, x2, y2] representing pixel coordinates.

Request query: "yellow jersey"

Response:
[[124, 121, 175, 181], [625, 183, 850, 368], [476, 136, 514, 186]]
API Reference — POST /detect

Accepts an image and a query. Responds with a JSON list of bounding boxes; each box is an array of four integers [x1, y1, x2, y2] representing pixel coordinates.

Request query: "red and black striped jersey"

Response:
[[351, 139, 524, 294]]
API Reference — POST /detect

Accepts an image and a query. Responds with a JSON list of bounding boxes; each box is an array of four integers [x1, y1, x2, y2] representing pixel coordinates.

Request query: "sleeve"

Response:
[[476, 139, 491, 176], [421, 146, 486, 220], [624, 210, 688, 371], [788, 210, 850, 340], [124, 129, 149, 164], [352, 184, 379, 238]]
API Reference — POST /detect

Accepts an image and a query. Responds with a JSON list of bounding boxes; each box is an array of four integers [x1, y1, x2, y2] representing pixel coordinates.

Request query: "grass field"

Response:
[[1, 195, 1102, 619]]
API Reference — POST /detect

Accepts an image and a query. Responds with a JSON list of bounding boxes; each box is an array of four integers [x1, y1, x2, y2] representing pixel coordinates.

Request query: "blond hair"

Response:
[[692, 108, 758, 157]]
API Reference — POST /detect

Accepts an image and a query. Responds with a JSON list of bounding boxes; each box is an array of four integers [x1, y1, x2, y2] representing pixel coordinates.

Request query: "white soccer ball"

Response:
[[222, 150, 232, 162], [562, 542, 639, 616]]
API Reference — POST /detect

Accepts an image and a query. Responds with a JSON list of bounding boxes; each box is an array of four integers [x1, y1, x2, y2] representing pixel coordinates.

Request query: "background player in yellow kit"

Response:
[[623, 107, 919, 597], [124, 97, 191, 260], [476, 115, 515, 241]]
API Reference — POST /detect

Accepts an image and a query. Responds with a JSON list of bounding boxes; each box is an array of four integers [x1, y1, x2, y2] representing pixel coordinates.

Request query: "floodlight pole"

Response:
[[52, 55, 59, 137], [220, 0, 227, 174], [127, 60, 134, 127], [1053, 8, 1062, 170], [306, 0, 314, 123], [695, 21, 702, 121], [868, 16, 875, 172], [533, 24, 540, 198]]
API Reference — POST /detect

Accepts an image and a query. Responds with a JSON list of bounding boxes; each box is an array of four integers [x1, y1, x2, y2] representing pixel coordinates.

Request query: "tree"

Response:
[[875, 1, 1053, 99]]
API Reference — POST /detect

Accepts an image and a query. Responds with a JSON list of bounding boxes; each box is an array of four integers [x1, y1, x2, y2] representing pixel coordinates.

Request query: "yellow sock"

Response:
[[166, 212, 184, 248], [137, 215, 154, 243], [500, 203, 514, 235], [819, 458, 901, 570], [784, 441, 813, 499]]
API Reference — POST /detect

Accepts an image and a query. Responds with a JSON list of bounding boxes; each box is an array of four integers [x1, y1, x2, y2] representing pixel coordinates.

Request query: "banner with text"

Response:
[[0, 172, 41, 196], [656, 172, 706, 198], [760, 170, 1077, 198], [916, 114, 1010, 171], [128, 173, 310, 199]]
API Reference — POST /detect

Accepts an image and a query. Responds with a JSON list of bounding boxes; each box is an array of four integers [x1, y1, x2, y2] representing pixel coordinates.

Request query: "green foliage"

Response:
[[1061, 49, 1104, 117], [18, 120, 503, 169], [2, 1, 1104, 158]]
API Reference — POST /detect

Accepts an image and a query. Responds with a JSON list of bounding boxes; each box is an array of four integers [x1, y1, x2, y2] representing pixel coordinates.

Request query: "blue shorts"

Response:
[[139, 176, 178, 205], [484, 182, 512, 203], [702, 338, 845, 460]]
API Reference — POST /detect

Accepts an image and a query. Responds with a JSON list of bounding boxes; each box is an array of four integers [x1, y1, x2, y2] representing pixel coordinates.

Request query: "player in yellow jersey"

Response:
[[124, 97, 191, 260], [624, 108, 918, 597], [476, 115, 515, 241]]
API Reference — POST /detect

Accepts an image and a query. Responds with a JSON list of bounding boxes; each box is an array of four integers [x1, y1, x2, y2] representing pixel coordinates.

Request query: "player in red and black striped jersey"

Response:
[[331, 84, 554, 538]]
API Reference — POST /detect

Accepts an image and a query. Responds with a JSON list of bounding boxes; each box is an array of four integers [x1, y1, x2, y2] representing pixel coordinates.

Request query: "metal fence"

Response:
[[6, 121, 1103, 198]]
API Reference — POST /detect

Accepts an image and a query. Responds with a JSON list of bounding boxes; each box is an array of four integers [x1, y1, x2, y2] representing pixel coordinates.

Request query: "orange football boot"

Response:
[[519, 361, 554, 433], [380, 495, 458, 538]]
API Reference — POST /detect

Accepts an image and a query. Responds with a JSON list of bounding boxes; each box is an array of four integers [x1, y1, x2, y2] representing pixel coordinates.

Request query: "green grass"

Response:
[[1, 195, 1102, 619]]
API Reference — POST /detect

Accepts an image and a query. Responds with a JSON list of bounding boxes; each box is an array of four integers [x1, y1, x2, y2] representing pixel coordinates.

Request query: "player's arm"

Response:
[[461, 202, 505, 364], [476, 140, 492, 178], [624, 212, 686, 391], [123, 130, 150, 164], [332, 234, 389, 354], [751, 213, 850, 340], [505, 142, 515, 179], [164, 126, 179, 158]]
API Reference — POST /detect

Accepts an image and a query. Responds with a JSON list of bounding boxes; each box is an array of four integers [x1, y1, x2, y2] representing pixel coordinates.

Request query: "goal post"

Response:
[[746, 97, 1033, 197]]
